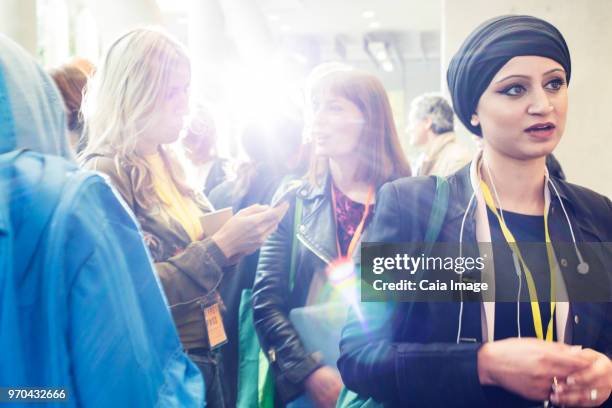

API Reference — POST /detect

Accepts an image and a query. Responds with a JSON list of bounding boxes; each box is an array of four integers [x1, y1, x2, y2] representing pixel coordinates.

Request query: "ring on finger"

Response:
[[551, 376, 559, 392]]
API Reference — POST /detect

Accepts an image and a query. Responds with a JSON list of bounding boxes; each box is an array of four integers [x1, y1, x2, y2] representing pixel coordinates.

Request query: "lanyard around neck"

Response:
[[479, 170, 557, 342], [330, 184, 374, 259]]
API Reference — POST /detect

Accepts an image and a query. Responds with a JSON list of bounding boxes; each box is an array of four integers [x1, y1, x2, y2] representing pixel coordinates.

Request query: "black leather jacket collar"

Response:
[[294, 173, 339, 265]]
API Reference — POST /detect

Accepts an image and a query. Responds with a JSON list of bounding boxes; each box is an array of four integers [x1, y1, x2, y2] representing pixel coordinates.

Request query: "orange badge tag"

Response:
[[203, 303, 227, 349]]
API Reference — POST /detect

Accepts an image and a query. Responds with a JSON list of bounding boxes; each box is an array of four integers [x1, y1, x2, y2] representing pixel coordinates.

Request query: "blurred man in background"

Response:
[[408, 93, 472, 176]]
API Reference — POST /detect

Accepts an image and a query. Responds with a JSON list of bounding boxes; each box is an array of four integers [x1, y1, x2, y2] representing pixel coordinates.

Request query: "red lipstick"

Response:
[[525, 122, 556, 138]]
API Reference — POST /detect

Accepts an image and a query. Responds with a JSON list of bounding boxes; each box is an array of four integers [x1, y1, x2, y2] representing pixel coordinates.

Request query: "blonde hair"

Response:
[[80, 27, 193, 209]]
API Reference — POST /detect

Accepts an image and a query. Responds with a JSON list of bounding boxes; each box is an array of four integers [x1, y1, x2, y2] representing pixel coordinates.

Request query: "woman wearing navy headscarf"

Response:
[[338, 16, 611, 407]]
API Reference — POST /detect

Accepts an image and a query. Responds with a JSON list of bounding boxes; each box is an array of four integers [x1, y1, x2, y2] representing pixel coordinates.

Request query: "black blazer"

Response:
[[338, 165, 612, 407]]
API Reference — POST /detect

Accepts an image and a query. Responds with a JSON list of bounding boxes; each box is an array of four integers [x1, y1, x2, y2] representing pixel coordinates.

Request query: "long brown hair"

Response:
[[306, 69, 411, 188]]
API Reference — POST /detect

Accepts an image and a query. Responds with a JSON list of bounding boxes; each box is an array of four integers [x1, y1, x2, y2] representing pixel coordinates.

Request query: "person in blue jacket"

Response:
[[0, 33, 204, 407]]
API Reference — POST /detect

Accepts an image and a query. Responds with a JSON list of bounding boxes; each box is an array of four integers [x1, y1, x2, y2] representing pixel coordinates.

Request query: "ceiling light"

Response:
[[381, 61, 394, 72], [375, 50, 388, 60], [366, 40, 387, 61], [268, 15, 280, 21], [362, 10, 375, 19], [280, 24, 292, 32], [369, 21, 381, 29], [291, 52, 308, 64]]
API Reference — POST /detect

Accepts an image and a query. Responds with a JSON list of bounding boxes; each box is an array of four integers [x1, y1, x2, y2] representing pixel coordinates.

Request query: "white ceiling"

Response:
[[156, 0, 442, 67], [256, 0, 442, 35]]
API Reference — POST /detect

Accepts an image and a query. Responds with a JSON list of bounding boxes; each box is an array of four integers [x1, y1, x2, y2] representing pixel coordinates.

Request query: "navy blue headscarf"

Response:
[[447, 15, 571, 136]]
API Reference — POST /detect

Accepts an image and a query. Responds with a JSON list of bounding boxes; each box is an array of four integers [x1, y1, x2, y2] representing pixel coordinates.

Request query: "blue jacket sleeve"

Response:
[[62, 175, 204, 407]]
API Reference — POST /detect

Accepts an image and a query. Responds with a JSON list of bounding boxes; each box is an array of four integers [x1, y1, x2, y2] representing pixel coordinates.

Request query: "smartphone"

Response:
[[200, 207, 233, 237]]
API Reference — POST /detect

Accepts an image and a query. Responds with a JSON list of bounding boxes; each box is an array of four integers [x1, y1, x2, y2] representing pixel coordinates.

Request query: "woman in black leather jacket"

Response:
[[252, 69, 411, 407], [338, 15, 612, 408]]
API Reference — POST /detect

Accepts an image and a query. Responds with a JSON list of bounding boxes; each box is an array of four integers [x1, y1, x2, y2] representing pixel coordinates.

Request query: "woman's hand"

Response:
[[550, 348, 612, 407], [477, 338, 591, 401], [304, 366, 343, 408], [211, 203, 289, 259]]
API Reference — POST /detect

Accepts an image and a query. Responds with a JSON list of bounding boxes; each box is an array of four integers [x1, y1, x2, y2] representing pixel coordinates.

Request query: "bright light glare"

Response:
[[362, 10, 375, 19], [375, 50, 388, 60], [291, 52, 308, 64], [327, 260, 355, 284], [156, 0, 188, 12], [325, 259, 364, 322], [197, 57, 302, 140]]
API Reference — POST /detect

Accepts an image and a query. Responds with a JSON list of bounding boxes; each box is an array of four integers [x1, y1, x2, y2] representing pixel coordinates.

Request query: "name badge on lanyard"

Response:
[[201, 302, 228, 349]]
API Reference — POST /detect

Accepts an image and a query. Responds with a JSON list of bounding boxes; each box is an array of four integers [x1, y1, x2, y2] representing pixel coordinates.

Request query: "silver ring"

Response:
[[590, 388, 598, 401]]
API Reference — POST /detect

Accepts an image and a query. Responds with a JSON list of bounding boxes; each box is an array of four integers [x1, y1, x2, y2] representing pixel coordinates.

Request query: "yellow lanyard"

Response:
[[479, 178, 557, 342]]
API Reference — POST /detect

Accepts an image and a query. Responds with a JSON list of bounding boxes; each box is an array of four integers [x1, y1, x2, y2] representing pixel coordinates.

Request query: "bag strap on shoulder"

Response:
[[423, 176, 449, 254], [288, 197, 303, 291]]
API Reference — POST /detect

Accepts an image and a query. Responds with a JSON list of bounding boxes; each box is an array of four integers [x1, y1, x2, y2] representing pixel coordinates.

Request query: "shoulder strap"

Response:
[[423, 176, 449, 254], [288, 197, 303, 291]]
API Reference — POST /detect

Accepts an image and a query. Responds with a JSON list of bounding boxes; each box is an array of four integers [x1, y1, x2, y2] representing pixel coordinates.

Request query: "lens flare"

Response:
[[324, 258, 364, 321]]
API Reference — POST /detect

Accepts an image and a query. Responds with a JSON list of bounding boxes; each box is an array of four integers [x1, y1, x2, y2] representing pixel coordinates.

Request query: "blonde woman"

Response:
[[81, 28, 288, 408]]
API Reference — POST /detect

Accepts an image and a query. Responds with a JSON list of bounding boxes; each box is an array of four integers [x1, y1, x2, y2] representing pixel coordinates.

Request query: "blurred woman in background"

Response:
[[207, 115, 304, 407], [182, 106, 233, 195], [49, 62, 89, 152]]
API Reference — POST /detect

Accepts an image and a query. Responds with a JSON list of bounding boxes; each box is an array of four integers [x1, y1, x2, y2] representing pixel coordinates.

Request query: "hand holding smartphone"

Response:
[[200, 207, 233, 237], [211, 202, 289, 259]]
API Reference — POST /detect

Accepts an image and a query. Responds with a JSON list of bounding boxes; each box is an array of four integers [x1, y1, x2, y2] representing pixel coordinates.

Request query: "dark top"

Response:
[[487, 208, 556, 341], [332, 183, 374, 257], [486, 208, 558, 407], [203, 158, 231, 196]]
